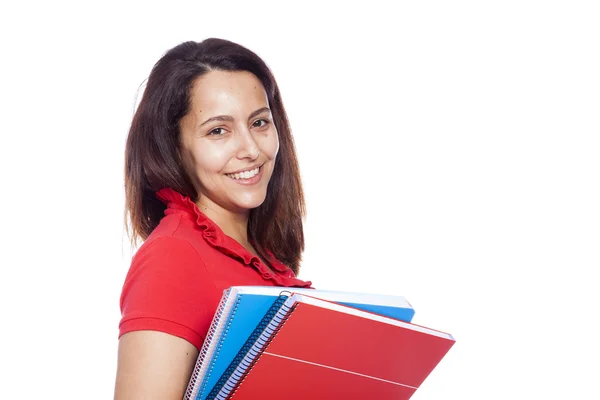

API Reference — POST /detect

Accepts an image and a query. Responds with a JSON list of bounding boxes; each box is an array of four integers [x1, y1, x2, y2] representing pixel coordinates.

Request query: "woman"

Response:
[[114, 38, 313, 399]]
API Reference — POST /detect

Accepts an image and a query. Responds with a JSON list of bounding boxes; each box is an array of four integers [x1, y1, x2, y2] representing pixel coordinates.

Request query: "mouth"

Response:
[[225, 164, 263, 182]]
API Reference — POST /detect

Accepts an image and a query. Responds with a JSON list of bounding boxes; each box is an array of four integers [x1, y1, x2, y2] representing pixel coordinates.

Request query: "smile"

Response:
[[226, 166, 261, 180]]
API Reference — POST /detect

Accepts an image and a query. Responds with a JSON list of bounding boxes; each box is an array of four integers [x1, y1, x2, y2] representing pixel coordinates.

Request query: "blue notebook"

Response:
[[184, 286, 414, 400]]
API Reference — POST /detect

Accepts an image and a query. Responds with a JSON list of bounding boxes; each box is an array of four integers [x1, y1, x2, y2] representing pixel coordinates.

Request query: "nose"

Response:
[[235, 126, 260, 161]]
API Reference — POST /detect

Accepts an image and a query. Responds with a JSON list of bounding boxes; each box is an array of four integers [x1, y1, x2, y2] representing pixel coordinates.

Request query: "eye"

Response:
[[208, 127, 226, 136], [253, 119, 270, 128]]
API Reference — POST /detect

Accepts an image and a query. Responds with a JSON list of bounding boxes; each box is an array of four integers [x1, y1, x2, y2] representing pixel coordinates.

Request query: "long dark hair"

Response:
[[124, 38, 306, 274]]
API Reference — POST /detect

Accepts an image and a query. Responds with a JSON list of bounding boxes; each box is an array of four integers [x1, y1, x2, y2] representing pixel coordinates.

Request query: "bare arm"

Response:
[[114, 331, 199, 400]]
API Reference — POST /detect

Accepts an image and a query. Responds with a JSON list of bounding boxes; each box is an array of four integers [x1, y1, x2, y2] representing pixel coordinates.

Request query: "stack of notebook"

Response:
[[184, 286, 454, 400]]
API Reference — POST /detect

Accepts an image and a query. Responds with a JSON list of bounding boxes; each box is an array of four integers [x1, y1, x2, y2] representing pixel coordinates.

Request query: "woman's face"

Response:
[[179, 70, 279, 214]]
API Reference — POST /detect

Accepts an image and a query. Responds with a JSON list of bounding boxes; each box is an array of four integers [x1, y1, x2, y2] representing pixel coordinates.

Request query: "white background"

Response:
[[1, 1, 598, 399]]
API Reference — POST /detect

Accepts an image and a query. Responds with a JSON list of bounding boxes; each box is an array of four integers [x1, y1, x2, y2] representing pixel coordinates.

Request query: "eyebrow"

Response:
[[198, 107, 271, 129]]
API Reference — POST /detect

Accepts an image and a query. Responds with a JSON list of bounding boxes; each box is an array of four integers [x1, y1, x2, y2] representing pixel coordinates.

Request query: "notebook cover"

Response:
[[196, 293, 280, 399], [338, 301, 414, 322], [228, 302, 455, 399], [197, 288, 414, 399]]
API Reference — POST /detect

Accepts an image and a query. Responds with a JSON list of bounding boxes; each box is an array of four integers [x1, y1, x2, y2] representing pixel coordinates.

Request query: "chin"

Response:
[[236, 199, 266, 211], [232, 193, 268, 211]]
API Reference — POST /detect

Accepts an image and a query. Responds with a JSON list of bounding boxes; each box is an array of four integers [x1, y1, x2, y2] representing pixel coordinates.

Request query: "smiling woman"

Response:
[[114, 38, 313, 399], [178, 71, 279, 228]]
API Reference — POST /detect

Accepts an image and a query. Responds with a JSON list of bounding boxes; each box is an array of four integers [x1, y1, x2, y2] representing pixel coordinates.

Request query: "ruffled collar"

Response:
[[155, 187, 312, 288]]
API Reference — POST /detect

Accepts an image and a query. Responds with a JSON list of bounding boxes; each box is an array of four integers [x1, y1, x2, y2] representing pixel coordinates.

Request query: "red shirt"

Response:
[[119, 187, 312, 350]]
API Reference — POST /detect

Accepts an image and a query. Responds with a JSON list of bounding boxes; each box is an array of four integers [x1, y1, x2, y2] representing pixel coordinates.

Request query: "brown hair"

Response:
[[124, 38, 305, 274]]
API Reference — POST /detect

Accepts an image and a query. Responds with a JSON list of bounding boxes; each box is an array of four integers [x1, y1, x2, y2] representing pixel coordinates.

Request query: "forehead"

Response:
[[189, 70, 269, 113]]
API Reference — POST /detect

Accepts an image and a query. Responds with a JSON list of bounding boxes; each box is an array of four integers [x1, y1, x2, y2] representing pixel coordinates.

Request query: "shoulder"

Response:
[[140, 212, 217, 263], [123, 235, 215, 296], [120, 235, 222, 350], [144, 211, 197, 246], [132, 235, 201, 266]]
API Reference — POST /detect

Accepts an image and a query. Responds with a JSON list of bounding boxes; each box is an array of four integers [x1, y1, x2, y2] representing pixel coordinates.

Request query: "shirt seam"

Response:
[[168, 213, 185, 236], [155, 215, 218, 291], [120, 315, 205, 334], [181, 239, 220, 295], [119, 316, 205, 345], [149, 231, 220, 296]]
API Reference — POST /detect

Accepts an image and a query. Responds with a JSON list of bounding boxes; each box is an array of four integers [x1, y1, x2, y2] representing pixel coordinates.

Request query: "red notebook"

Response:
[[214, 293, 455, 400]]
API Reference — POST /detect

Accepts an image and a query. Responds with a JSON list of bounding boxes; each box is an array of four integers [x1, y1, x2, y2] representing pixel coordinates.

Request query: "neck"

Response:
[[196, 198, 251, 246]]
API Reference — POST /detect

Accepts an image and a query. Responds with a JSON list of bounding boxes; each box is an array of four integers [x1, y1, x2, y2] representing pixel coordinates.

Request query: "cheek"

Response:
[[193, 144, 231, 174], [263, 131, 280, 159]]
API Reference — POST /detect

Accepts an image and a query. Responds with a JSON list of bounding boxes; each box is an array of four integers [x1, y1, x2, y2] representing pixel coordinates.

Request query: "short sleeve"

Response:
[[119, 236, 221, 350]]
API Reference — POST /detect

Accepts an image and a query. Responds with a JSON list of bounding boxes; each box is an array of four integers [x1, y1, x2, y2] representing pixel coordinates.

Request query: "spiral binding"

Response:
[[184, 288, 239, 400], [196, 294, 246, 399], [206, 295, 296, 400]]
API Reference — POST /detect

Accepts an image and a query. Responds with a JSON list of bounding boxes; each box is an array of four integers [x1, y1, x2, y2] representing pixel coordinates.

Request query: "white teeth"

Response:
[[227, 167, 259, 180]]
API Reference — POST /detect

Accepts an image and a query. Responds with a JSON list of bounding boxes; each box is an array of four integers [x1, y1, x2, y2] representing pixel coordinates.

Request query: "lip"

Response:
[[226, 165, 263, 186], [226, 163, 264, 175]]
